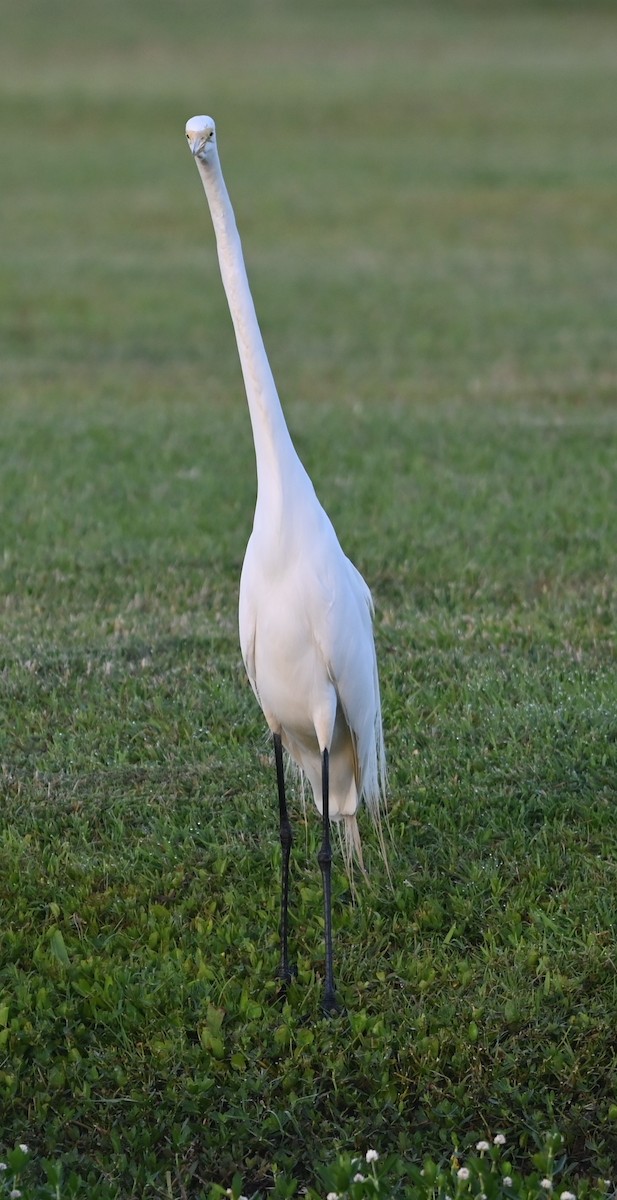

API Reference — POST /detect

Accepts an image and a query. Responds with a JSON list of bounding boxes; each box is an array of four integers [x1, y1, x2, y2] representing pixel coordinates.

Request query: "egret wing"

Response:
[[310, 535, 383, 805]]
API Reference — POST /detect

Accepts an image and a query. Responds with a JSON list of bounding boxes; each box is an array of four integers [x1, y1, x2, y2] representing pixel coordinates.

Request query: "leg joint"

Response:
[[280, 819, 293, 852]]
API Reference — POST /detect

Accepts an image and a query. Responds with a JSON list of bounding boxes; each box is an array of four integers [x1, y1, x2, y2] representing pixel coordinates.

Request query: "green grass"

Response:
[[1, 0, 617, 1195]]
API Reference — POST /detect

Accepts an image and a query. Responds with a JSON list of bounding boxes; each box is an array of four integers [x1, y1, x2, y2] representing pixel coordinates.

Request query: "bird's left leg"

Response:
[[317, 747, 339, 1015], [273, 732, 294, 985]]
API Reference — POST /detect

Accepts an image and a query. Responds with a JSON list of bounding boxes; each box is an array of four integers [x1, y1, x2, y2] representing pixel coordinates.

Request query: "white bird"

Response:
[[185, 114, 386, 1013]]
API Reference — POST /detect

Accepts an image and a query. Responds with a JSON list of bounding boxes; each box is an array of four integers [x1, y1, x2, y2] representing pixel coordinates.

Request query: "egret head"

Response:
[[185, 115, 216, 162]]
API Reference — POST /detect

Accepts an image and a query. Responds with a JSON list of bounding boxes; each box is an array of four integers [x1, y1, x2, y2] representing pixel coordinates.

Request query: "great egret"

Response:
[[185, 115, 386, 1013]]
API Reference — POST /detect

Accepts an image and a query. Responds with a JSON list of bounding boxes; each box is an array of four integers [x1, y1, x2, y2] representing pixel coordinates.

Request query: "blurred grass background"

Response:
[[1, 1, 617, 1196]]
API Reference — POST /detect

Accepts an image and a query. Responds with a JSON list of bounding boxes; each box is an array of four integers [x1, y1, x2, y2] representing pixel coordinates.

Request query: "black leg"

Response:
[[317, 747, 338, 1014], [273, 732, 294, 984]]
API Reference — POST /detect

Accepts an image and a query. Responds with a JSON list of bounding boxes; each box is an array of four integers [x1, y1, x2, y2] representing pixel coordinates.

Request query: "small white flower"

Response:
[[18, 1145, 29, 1154], [457, 1167, 470, 1182], [541, 1182, 553, 1192], [366, 1149, 379, 1164], [10, 1191, 22, 1200], [560, 1193, 576, 1200], [0, 1164, 7, 1172], [327, 1193, 339, 1200], [494, 1133, 506, 1146], [503, 1179, 513, 1189], [353, 1174, 366, 1183], [476, 1140, 490, 1153]]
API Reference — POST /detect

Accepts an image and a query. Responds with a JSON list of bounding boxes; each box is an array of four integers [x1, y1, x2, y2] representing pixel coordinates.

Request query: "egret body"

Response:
[[185, 115, 386, 1012]]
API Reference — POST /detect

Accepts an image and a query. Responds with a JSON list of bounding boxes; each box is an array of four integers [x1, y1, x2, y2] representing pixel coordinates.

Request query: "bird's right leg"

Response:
[[318, 747, 339, 1016], [273, 732, 294, 985]]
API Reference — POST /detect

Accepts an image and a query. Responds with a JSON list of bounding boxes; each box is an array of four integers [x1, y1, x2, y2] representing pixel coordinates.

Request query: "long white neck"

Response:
[[194, 147, 301, 506]]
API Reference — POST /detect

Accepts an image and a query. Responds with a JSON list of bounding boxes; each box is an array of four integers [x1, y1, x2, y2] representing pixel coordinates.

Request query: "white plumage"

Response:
[[185, 114, 386, 1011]]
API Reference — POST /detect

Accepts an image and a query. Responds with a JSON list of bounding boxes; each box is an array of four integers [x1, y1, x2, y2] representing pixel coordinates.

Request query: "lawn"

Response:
[[1, 0, 617, 1195]]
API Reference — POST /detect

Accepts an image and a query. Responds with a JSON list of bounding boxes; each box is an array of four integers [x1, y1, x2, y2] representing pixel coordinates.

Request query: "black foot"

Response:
[[276, 963, 298, 986], [321, 989, 342, 1018]]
